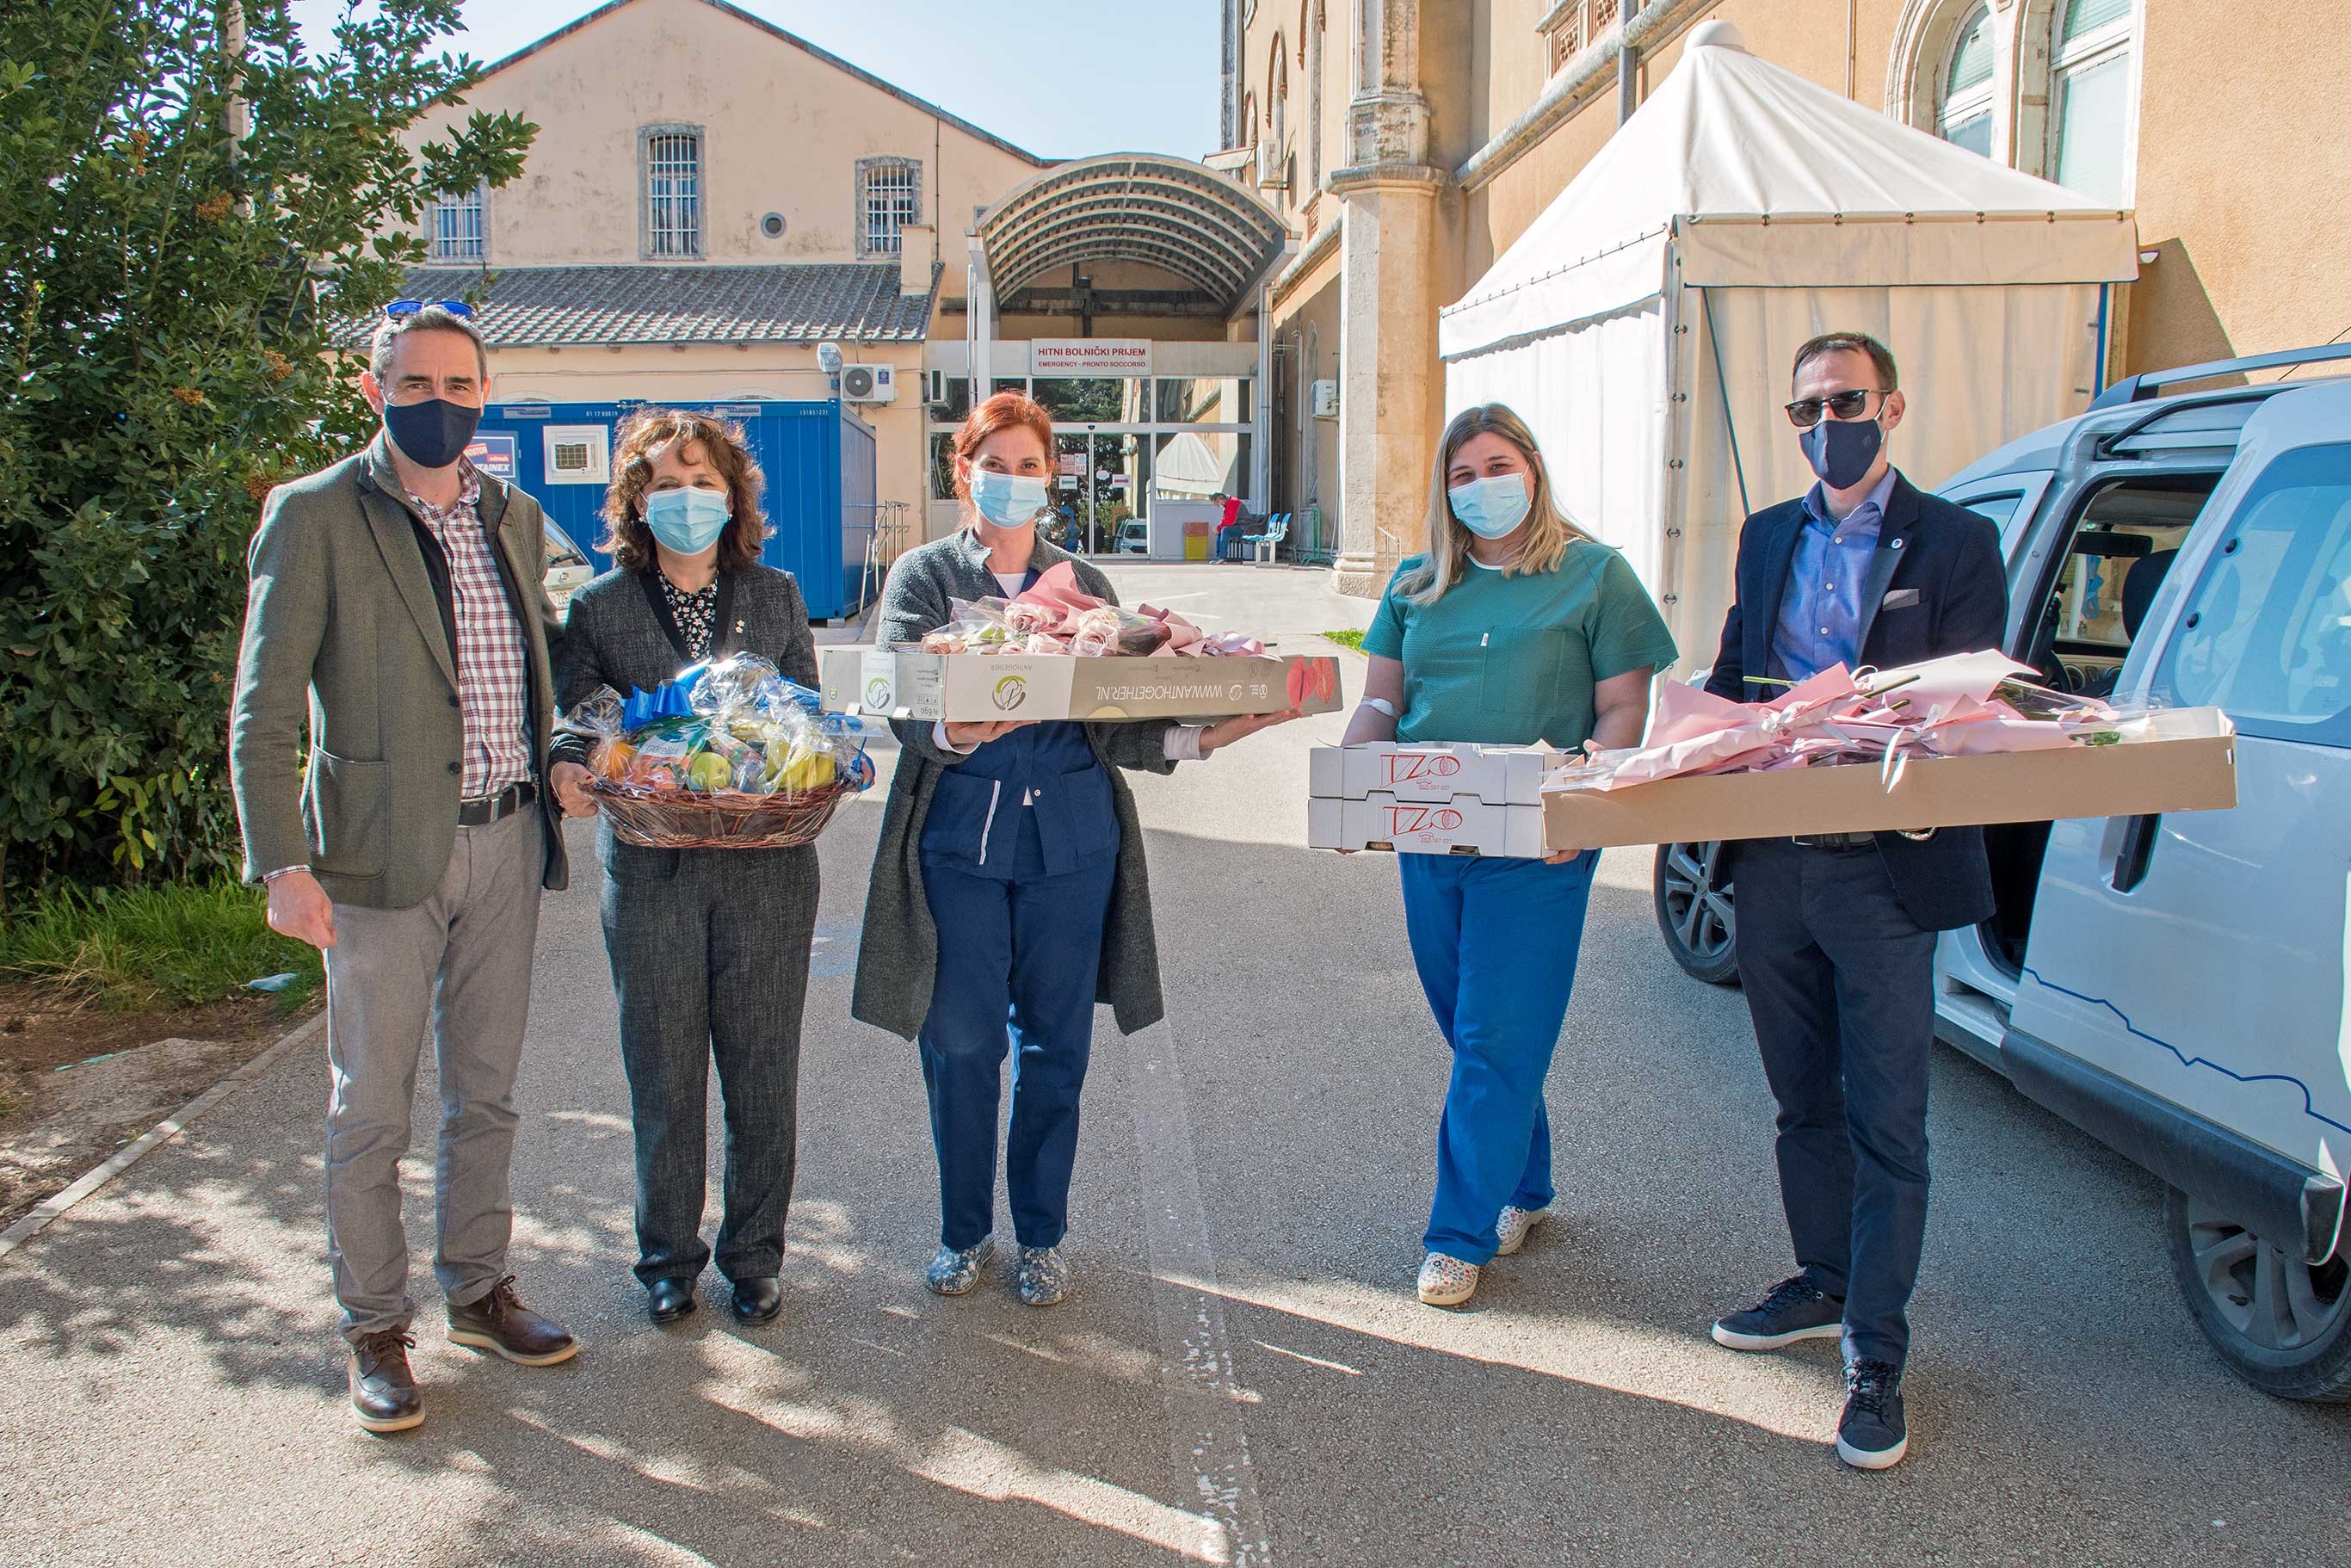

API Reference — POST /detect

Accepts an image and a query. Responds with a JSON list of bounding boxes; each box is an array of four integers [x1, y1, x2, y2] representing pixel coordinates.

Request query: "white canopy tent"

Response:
[[1439, 21, 2139, 666]]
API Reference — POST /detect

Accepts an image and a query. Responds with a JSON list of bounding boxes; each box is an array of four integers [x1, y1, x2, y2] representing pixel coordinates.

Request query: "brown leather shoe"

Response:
[[446, 1275, 578, 1366], [349, 1330, 423, 1433]]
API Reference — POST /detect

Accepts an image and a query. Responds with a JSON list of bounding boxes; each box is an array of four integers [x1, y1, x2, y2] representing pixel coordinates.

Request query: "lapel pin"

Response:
[[1891, 537, 1904, 550]]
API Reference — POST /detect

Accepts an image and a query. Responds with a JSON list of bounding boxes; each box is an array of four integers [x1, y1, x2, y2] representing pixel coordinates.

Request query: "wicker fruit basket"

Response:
[[589, 776, 858, 850]]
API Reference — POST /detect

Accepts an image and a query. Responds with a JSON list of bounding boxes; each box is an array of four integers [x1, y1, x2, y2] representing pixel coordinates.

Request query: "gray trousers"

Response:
[[322, 807, 546, 1344], [598, 839, 818, 1286]]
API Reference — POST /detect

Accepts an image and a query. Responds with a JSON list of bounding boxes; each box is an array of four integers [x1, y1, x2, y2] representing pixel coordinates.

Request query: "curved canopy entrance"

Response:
[[978, 152, 1288, 314]]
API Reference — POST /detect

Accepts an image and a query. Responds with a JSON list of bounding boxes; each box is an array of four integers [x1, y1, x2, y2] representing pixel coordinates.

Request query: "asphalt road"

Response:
[[2, 564, 2342, 1567]]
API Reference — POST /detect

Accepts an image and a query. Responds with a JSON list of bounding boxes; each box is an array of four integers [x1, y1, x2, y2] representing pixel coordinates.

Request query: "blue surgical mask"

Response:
[[645, 487, 732, 555], [969, 469, 1049, 528], [1800, 415, 1884, 491], [1447, 472, 1532, 540]]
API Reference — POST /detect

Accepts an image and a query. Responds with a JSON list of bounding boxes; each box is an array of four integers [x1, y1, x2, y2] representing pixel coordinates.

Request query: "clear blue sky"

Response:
[[288, 0, 1222, 161]]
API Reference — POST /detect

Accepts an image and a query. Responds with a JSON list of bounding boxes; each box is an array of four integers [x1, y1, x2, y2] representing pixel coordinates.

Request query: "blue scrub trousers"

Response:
[[1399, 850, 1598, 1265], [918, 810, 1117, 1252]]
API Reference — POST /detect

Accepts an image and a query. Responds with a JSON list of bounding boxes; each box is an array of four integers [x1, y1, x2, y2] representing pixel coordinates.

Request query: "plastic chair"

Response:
[[1244, 512, 1290, 565]]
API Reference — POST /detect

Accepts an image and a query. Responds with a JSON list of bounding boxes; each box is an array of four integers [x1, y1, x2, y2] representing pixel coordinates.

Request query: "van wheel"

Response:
[[1654, 841, 1738, 985], [2166, 1187, 2351, 1401]]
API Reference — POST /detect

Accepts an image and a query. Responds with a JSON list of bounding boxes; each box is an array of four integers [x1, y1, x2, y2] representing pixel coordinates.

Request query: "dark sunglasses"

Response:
[[384, 299, 474, 320], [1784, 388, 1885, 429]]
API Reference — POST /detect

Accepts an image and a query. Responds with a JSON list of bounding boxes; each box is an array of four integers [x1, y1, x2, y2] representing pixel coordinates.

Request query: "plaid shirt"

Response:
[[407, 464, 532, 798]]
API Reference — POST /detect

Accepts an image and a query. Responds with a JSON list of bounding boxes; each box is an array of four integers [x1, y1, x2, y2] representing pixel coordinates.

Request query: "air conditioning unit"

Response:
[[541, 424, 610, 485], [1311, 379, 1339, 419], [840, 363, 897, 404]]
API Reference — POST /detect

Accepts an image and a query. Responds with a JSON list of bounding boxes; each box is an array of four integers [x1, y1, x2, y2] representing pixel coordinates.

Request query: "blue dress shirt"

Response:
[[1768, 468, 1896, 683]]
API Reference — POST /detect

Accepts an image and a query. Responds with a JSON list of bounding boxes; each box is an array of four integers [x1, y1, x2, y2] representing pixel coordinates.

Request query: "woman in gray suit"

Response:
[[853, 391, 1296, 1308], [549, 408, 818, 1329]]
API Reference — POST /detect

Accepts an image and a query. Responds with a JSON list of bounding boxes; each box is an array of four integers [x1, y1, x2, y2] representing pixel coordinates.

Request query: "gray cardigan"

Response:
[[851, 529, 1180, 1040], [551, 562, 820, 877], [229, 438, 568, 909]]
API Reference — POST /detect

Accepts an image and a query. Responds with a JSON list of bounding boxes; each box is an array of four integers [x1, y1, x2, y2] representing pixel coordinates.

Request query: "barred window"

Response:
[[428, 183, 486, 262], [645, 129, 702, 258], [858, 157, 922, 256]]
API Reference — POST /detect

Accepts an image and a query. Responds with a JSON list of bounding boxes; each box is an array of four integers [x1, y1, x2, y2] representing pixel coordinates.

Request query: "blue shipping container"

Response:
[[472, 398, 878, 622]]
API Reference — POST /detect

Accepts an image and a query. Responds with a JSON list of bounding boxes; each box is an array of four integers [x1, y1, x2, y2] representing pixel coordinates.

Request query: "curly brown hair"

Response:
[[599, 408, 771, 574]]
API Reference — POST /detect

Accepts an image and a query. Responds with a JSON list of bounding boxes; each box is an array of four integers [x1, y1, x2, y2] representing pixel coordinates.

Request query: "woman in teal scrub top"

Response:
[[1346, 403, 1678, 1308]]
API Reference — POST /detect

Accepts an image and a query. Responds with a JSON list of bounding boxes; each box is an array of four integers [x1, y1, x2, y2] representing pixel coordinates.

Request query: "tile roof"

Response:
[[370, 262, 939, 348]]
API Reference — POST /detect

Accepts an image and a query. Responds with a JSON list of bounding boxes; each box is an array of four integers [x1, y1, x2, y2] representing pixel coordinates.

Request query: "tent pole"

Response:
[[1701, 289, 1753, 521]]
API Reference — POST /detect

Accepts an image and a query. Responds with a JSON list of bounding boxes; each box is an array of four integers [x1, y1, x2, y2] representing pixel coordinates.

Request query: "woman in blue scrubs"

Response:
[[853, 392, 1296, 1307], [1346, 404, 1678, 1307]]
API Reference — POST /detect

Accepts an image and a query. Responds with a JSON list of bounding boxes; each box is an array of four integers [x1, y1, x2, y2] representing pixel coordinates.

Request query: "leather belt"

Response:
[[458, 780, 536, 827], [1790, 830, 1876, 851]]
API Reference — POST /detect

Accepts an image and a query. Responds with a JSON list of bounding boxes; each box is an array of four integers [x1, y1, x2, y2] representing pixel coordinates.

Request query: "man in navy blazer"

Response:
[[1700, 333, 2006, 1472]]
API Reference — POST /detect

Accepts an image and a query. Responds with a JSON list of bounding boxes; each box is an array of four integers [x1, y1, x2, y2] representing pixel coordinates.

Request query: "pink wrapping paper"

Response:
[[1555, 653, 2123, 793]]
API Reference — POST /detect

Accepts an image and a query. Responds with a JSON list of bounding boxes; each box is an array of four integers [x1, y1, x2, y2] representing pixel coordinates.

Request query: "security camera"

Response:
[[816, 342, 844, 373]]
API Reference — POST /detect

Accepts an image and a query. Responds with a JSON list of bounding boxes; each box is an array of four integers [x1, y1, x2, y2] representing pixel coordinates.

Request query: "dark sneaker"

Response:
[[1837, 1359, 1909, 1470], [349, 1330, 423, 1434], [1710, 1274, 1846, 1351], [447, 1275, 579, 1366]]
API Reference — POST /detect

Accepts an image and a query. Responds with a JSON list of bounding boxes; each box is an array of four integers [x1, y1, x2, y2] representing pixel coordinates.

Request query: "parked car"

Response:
[[1652, 344, 2351, 1399], [1114, 518, 1150, 555], [541, 516, 594, 617]]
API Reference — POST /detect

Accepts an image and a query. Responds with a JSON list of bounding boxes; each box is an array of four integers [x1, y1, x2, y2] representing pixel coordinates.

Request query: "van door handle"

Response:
[[2111, 813, 2161, 892]]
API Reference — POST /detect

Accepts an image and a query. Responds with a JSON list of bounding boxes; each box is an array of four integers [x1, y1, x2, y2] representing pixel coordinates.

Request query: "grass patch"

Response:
[[1322, 628, 1367, 651], [0, 879, 323, 1012]]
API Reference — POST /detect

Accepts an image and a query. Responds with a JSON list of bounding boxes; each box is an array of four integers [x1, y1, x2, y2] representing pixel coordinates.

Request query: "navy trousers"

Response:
[[918, 823, 1117, 1252], [1732, 839, 1938, 1371], [1399, 850, 1597, 1265]]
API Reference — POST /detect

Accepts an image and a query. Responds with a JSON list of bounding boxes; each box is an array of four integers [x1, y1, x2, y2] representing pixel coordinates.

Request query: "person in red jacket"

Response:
[[1213, 492, 1246, 561]]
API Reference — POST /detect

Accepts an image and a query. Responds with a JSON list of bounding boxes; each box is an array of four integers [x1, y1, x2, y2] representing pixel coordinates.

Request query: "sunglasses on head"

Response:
[[384, 299, 474, 320], [1784, 388, 1885, 429]]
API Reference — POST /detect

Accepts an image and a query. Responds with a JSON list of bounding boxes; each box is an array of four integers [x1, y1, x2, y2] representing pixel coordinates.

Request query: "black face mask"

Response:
[[383, 398, 483, 471]]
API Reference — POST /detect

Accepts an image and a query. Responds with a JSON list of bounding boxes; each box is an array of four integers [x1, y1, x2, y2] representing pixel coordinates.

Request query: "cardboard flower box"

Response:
[[1539, 705, 2239, 849], [821, 647, 1343, 724]]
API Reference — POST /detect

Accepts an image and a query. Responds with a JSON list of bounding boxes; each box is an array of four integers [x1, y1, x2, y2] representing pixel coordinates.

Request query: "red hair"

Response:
[[953, 391, 1055, 497]]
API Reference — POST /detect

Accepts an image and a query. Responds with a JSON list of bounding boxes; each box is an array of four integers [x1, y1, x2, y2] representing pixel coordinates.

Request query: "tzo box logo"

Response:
[[1384, 752, 1463, 786], [1384, 803, 1463, 835]]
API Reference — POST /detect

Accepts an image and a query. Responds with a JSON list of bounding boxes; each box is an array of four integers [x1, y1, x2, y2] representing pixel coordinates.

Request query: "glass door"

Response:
[[1052, 433, 1090, 554]]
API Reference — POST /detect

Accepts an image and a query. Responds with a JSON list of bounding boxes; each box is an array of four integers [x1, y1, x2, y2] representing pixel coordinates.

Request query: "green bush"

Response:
[[0, 1, 533, 897], [1322, 628, 1367, 651], [0, 877, 322, 1010]]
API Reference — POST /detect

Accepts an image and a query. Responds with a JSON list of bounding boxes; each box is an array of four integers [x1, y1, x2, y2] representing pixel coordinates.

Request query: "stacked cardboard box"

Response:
[[1307, 742, 1567, 858]]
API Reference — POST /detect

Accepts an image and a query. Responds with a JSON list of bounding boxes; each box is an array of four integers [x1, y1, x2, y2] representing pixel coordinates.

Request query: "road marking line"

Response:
[[1126, 1021, 1272, 1566]]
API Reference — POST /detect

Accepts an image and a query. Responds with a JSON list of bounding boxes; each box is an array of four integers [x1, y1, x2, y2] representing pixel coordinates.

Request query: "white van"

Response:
[[1653, 345, 2351, 1399]]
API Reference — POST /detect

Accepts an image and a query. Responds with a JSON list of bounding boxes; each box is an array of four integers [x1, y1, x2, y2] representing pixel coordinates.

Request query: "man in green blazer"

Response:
[[229, 305, 578, 1434]]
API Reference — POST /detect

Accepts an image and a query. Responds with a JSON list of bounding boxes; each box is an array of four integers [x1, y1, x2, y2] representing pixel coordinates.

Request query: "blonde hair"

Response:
[[1395, 404, 1590, 605]]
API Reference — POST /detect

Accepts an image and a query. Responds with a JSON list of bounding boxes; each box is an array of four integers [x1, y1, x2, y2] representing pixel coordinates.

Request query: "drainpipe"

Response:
[[1845, 0, 1857, 99], [1617, 0, 1644, 124]]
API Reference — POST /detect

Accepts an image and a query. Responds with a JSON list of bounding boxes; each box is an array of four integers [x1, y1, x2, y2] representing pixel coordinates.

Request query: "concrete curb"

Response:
[[0, 1006, 326, 1262]]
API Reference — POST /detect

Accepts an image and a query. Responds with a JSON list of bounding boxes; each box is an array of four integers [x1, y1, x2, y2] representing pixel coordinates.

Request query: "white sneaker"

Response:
[[1495, 1204, 1551, 1257], [1417, 1252, 1480, 1306]]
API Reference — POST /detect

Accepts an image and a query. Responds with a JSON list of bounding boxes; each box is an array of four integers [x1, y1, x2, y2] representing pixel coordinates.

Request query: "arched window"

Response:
[[1243, 91, 1257, 147], [1303, 0, 1324, 194], [2046, 0, 2134, 202], [1272, 44, 1288, 154], [1934, 4, 1996, 157]]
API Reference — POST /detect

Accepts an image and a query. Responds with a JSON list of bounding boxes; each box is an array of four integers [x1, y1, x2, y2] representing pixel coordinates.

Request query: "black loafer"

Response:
[[729, 1276, 783, 1324], [647, 1278, 697, 1325]]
